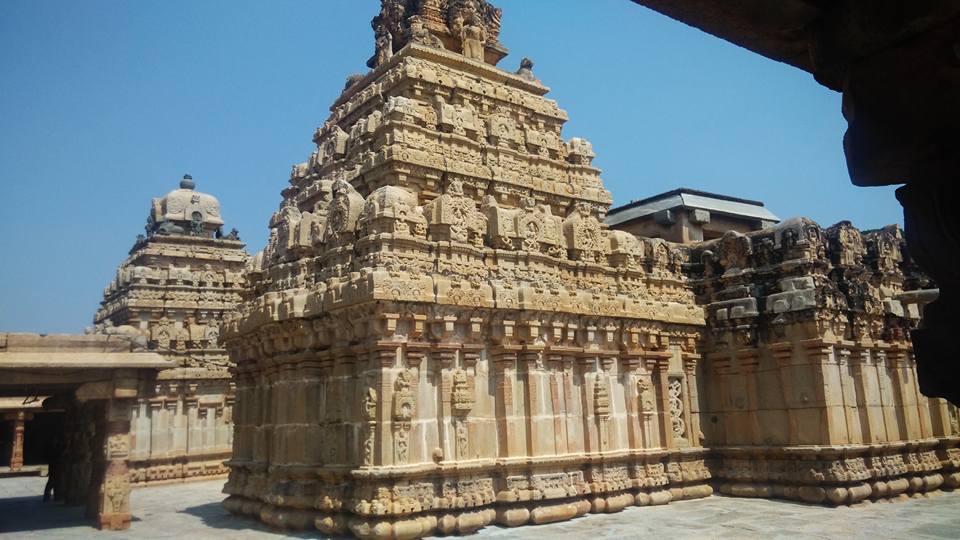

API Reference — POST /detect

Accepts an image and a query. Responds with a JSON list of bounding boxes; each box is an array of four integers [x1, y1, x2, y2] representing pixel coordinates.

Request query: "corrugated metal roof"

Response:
[[606, 189, 779, 226]]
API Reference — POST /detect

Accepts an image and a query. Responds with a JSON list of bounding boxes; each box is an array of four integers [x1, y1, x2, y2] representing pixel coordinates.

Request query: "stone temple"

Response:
[[210, 1, 958, 538], [93, 175, 246, 485]]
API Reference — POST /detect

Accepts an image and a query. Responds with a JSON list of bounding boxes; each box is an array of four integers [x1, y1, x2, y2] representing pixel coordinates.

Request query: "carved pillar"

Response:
[[521, 347, 544, 457], [737, 351, 761, 446], [596, 354, 615, 453], [709, 353, 734, 446], [850, 346, 878, 444], [493, 347, 522, 458], [802, 340, 846, 445], [98, 398, 134, 531], [888, 347, 919, 440], [835, 346, 861, 444], [682, 352, 702, 447], [559, 354, 580, 454], [646, 351, 674, 449], [434, 345, 457, 461], [453, 347, 478, 461], [874, 349, 899, 443], [906, 351, 934, 439], [5, 411, 30, 471], [547, 352, 568, 455], [769, 343, 798, 445], [374, 346, 399, 467], [621, 354, 644, 451]]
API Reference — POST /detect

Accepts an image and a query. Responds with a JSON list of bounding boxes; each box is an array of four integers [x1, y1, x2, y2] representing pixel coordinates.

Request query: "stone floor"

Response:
[[2, 476, 959, 539]]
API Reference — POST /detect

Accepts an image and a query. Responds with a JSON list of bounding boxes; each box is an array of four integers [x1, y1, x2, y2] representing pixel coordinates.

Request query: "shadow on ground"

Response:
[[180, 501, 333, 538], [0, 496, 91, 534]]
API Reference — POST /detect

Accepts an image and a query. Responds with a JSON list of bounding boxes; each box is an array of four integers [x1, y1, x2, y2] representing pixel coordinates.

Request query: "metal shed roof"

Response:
[[606, 188, 780, 226]]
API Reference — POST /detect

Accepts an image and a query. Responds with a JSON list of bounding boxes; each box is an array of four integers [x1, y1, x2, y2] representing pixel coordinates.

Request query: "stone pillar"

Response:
[[802, 340, 846, 445], [770, 343, 798, 445], [682, 352, 702, 447], [98, 398, 134, 531], [493, 348, 520, 458], [850, 346, 878, 444], [835, 346, 862, 444], [5, 411, 30, 471], [647, 352, 674, 449], [737, 351, 761, 446], [888, 348, 919, 440], [621, 354, 644, 451], [547, 352, 569, 455], [560, 354, 580, 455]]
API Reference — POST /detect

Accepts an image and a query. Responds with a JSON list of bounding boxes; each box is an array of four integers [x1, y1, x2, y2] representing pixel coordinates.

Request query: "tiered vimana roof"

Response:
[[221, 1, 709, 537], [94, 175, 247, 484]]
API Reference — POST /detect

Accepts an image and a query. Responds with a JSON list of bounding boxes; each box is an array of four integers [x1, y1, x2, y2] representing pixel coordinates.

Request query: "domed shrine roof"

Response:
[[147, 175, 228, 237]]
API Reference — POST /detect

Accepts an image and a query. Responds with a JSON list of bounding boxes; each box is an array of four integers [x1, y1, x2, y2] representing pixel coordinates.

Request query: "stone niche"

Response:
[[220, 1, 709, 538], [690, 219, 960, 505]]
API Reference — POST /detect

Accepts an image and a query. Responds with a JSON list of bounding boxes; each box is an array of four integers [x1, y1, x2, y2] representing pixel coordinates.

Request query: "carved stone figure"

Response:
[[516, 57, 536, 82]]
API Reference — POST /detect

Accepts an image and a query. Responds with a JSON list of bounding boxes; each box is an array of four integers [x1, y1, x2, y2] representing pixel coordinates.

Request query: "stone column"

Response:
[[433, 345, 457, 462], [98, 398, 134, 531], [493, 347, 521, 458], [5, 411, 30, 471], [621, 354, 644, 451], [737, 351, 761, 446], [835, 346, 861, 444], [850, 346, 878, 444], [769, 343, 798, 445], [887, 347, 919, 440], [802, 339, 847, 445], [646, 351, 674, 449], [560, 354, 580, 455], [521, 348, 545, 457], [547, 352, 568, 455], [682, 352, 702, 447]]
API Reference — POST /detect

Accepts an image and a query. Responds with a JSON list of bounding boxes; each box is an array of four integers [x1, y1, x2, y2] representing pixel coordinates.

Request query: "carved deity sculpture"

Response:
[[458, 8, 486, 61]]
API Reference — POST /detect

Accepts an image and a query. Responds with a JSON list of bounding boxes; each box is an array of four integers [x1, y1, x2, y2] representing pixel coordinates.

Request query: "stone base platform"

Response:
[[223, 484, 714, 539]]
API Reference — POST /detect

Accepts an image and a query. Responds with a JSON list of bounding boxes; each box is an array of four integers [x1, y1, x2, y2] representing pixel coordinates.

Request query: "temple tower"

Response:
[[221, 1, 709, 537], [94, 175, 247, 484]]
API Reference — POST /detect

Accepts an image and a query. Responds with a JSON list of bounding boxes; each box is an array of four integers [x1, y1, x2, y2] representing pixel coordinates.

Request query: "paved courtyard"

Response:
[[2, 476, 959, 539]]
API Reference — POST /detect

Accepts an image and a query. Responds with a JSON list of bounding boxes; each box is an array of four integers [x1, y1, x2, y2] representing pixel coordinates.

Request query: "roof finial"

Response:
[[180, 174, 195, 190]]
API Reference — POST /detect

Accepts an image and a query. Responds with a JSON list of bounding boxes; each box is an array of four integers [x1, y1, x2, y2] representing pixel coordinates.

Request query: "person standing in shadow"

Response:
[[43, 436, 62, 502]]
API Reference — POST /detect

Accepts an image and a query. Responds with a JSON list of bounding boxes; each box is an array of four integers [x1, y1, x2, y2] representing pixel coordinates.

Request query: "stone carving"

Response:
[[451, 369, 474, 414], [363, 387, 378, 467], [516, 57, 537, 82], [718, 230, 751, 271], [594, 375, 611, 420], [563, 202, 607, 262], [393, 370, 416, 464], [324, 179, 365, 244], [424, 180, 486, 245], [668, 378, 686, 441]]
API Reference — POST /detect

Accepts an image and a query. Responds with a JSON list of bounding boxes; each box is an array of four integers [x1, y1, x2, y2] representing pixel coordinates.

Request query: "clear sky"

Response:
[[0, 0, 902, 334]]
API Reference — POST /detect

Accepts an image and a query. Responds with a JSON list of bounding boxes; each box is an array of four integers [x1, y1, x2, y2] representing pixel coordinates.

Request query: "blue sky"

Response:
[[0, 0, 901, 333]]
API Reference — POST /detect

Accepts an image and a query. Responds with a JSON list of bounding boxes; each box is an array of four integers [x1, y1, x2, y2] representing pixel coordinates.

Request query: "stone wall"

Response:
[[687, 219, 960, 504]]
